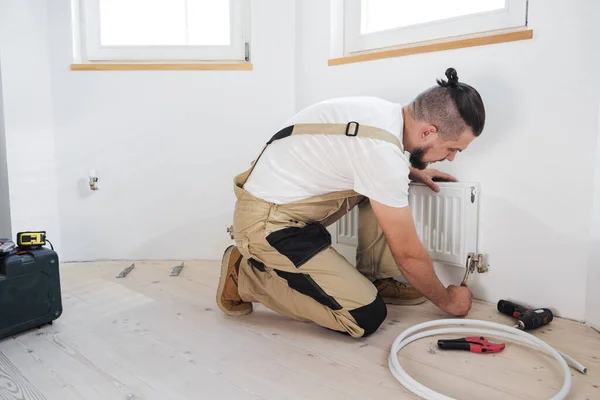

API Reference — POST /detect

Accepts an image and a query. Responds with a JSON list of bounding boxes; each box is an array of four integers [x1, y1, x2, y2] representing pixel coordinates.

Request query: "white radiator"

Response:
[[336, 202, 359, 247], [335, 182, 480, 267]]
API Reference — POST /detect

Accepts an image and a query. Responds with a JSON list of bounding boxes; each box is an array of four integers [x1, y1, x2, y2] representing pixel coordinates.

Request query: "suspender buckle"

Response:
[[345, 121, 359, 137]]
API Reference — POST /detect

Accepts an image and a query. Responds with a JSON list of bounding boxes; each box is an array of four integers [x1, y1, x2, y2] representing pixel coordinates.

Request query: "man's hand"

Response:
[[409, 168, 457, 193], [442, 285, 473, 316], [370, 200, 458, 311], [369, 199, 473, 318]]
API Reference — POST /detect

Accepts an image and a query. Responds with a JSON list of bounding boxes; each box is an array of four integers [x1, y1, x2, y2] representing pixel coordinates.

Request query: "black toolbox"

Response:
[[0, 248, 63, 340]]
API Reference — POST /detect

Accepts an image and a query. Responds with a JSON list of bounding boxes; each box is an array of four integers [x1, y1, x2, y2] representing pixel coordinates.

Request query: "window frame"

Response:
[[343, 0, 528, 55], [74, 0, 250, 63]]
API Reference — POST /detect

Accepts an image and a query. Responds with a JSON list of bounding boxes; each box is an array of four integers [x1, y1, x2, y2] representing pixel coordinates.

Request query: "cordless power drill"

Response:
[[497, 300, 553, 331]]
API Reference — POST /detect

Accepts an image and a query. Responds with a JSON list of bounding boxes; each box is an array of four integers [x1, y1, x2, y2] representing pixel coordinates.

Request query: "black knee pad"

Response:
[[349, 295, 387, 337]]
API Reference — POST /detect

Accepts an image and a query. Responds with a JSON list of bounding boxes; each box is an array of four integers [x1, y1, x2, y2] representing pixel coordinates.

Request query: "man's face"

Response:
[[410, 129, 475, 170]]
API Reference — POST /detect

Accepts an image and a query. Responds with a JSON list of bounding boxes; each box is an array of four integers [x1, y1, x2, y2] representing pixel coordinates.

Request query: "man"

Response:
[[217, 67, 485, 338]]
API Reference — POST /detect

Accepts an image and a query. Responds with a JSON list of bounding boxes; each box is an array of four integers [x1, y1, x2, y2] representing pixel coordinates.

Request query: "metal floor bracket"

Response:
[[170, 262, 184, 277], [116, 263, 135, 279]]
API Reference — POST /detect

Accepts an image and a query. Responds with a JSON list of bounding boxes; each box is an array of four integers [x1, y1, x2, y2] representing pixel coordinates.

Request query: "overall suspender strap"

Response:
[[267, 122, 402, 148]]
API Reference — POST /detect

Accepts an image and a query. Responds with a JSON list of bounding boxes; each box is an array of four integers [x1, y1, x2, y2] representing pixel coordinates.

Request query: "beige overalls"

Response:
[[231, 123, 403, 338]]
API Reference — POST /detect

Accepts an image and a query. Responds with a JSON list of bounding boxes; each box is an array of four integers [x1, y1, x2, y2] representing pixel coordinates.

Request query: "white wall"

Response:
[[297, 0, 600, 320], [584, 0, 600, 333], [586, 103, 600, 329], [45, 0, 295, 261], [0, 0, 62, 246], [0, 60, 11, 237]]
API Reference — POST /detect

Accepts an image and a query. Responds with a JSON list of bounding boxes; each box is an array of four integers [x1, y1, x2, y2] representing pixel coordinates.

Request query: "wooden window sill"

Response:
[[70, 63, 253, 71], [329, 29, 533, 66]]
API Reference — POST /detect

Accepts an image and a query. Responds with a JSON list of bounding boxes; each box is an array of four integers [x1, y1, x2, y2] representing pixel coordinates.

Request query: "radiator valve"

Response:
[[472, 253, 488, 273], [461, 252, 488, 286]]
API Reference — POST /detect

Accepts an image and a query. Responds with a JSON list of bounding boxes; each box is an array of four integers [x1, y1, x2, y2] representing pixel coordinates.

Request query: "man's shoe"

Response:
[[373, 278, 427, 305], [216, 245, 253, 316]]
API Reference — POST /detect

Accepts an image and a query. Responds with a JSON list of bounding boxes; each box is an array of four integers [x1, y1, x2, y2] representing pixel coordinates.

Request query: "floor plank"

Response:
[[1, 261, 599, 400], [0, 351, 46, 400]]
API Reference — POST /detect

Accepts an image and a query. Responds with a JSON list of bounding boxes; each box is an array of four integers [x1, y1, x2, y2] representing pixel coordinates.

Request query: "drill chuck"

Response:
[[497, 300, 553, 330]]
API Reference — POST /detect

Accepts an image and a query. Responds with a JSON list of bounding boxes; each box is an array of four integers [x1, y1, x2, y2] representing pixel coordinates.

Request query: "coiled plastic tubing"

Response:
[[388, 319, 587, 400]]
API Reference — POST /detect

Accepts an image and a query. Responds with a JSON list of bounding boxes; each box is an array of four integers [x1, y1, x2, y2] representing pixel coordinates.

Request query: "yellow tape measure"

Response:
[[17, 231, 46, 247]]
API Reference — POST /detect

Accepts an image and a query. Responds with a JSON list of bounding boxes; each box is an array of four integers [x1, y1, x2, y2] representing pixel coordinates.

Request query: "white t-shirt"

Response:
[[243, 96, 412, 208]]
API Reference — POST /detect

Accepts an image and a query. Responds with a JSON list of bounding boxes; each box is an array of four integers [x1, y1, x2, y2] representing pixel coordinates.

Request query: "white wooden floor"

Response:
[[1, 260, 599, 400]]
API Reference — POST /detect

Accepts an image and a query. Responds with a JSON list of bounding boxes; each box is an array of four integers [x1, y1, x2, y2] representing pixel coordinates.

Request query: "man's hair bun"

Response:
[[437, 67, 459, 87], [413, 67, 485, 138]]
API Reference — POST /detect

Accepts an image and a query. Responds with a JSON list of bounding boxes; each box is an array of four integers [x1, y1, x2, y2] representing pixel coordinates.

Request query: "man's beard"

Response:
[[409, 145, 431, 170]]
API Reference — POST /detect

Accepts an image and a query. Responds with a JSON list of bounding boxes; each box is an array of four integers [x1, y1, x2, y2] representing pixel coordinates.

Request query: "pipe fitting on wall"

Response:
[[89, 169, 98, 191]]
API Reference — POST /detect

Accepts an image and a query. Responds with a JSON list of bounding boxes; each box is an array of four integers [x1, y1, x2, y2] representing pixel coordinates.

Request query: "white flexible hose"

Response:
[[388, 319, 587, 400]]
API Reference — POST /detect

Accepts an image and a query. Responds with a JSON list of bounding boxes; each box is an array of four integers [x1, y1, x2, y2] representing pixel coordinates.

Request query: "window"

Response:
[[343, 0, 528, 54], [73, 0, 250, 63]]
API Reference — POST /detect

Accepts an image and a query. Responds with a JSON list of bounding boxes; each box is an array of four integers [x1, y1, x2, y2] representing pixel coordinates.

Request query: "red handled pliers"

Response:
[[437, 336, 505, 353]]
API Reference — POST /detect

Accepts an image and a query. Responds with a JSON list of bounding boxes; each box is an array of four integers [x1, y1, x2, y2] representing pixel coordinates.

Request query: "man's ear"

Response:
[[420, 124, 438, 141]]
